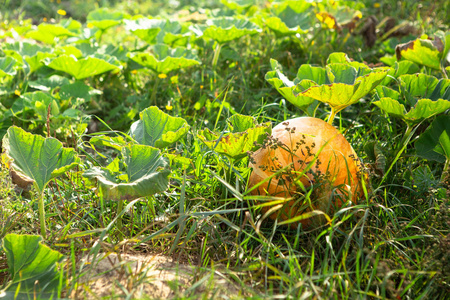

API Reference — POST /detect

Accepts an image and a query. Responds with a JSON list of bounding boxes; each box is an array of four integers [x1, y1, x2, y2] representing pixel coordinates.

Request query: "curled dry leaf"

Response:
[[360, 15, 378, 48]]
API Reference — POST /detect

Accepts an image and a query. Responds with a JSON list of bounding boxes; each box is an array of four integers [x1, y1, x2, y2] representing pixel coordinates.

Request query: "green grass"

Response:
[[1, 0, 450, 298]]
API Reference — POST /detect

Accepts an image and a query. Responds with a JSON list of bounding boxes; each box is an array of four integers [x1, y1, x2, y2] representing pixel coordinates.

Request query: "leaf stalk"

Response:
[[38, 192, 47, 239]]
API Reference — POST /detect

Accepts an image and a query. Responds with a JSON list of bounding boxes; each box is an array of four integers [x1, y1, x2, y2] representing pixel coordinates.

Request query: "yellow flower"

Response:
[[57, 0, 61, 3], [355, 11, 363, 19], [131, 70, 138, 74], [14, 90, 21, 96], [57, 9, 66, 16], [87, 23, 94, 29], [316, 12, 336, 29], [43, 17, 47, 22], [170, 75, 179, 84], [374, 3, 381, 8], [200, 85, 204, 89], [158, 73, 167, 79], [165, 105, 173, 111]]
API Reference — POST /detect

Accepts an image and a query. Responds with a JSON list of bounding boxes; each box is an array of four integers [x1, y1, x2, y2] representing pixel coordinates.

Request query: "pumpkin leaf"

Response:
[[156, 20, 191, 46], [395, 35, 444, 70], [25, 22, 79, 44], [0, 56, 18, 77], [26, 52, 55, 73], [267, 54, 389, 118], [271, 0, 312, 15], [416, 115, 450, 163], [2, 126, 79, 193], [129, 106, 190, 148], [89, 135, 128, 152], [295, 64, 327, 84], [399, 74, 450, 105], [273, 4, 313, 30], [227, 114, 258, 133], [87, 8, 126, 30], [302, 66, 389, 113], [44, 54, 121, 80], [264, 16, 307, 37], [265, 59, 319, 114], [124, 18, 164, 44], [11, 91, 59, 121], [374, 86, 401, 101], [2, 41, 52, 57], [83, 144, 170, 201], [190, 17, 261, 44], [374, 97, 450, 126], [28, 75, 71, 91], [1, 234, 65, 299], [2, 42, 54, 74], [128, 44, 200, 74], [59, 81, 98, 103], [221, 0, 254, 12], [381, 61, 420, 85], [198, 114, 271, 160]]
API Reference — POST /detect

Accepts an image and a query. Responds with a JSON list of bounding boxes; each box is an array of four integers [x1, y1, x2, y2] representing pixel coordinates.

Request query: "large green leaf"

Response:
[[295, 64, 327, 84], [124, 18, 164, 44], [83, 144, 170, 201], [191, 17, 261, 44], [264, 16, 307, 37], [373, 97, 450, 126], [59, 81, 97, 103], [374, 86, 401, 101], [25, 22, 79, 44], [129, 106, 190, 148], [221, 0, 254, 12], [0, 56, 18, 77], [2, 42, 54, 74], [128, 44, 200, 74], [416, 115, 450, 163], [89, 135, 127, 152], [266, 54, 389, 119], [45, 54, 121, 80], [381, 61, 420, 85], [302, 66, 389, 112], [156, 20, 192, 46], [87, 8, 126, 30], [10, 91, 59, 121], [28, 75, 71, 91], [265, 59, 319, 114], [399, 74, 450, 105], [227, 114, 258, 133], [126, 18, 190, 46], [395, 35, 444, 70], [273, 4, 313, 30], [0, 234, 64, 299], [2, 126, 79, 193], [26, 52, 55, 73], [198, 114, 271, 160], [271, 0, 312, 14], [1, 41, 52, 57]]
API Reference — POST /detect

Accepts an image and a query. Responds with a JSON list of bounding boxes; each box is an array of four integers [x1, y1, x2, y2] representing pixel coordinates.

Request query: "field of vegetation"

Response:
[[1, 0, 449, 299]]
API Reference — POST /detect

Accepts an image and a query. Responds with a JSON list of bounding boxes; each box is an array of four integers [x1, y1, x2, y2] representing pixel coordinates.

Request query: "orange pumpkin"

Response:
[[248, 117, 366, 227]]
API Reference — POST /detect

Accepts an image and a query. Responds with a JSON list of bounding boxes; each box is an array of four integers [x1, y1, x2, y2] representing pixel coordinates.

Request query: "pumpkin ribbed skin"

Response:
[[248, 117, 365, 227]]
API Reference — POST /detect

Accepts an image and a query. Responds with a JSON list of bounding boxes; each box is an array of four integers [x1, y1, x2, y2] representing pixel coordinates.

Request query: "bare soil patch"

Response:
[[72, 252, 244, 299]]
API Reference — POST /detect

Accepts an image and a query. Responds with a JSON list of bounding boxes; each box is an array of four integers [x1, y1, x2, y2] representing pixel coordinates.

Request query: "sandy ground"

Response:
[[71, 252, 244, 299]]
